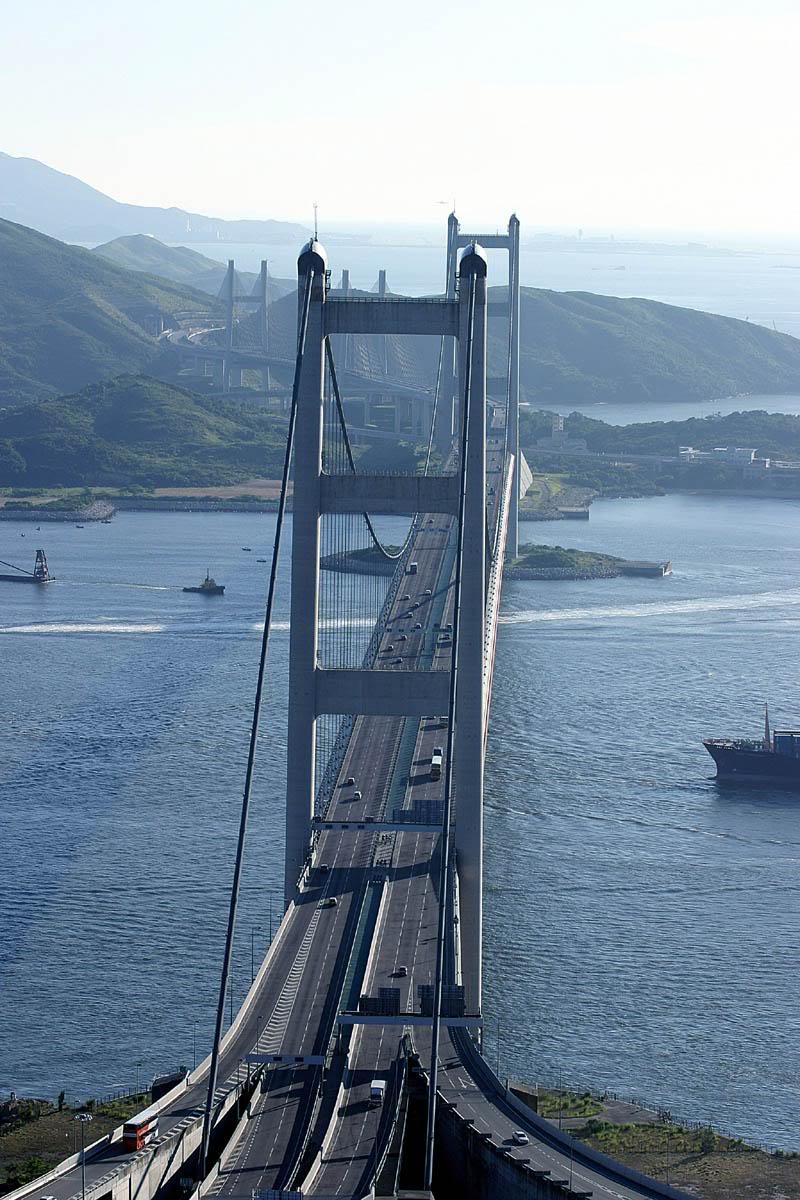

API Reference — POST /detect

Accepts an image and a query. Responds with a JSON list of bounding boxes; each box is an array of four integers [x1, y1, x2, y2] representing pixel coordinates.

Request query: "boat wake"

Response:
[[500, 588, 800, 626], [0, 622, 166, 635]]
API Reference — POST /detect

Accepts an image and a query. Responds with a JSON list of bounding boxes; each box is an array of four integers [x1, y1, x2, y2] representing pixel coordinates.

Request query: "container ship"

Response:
[[704, 705, 800, 784], [0, 550, 53, 584]]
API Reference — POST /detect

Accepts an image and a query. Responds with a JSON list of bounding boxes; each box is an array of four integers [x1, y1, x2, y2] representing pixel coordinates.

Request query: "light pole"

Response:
[[193, 1022, 198, 1073], [75, 1112, 93, 1200], [250, 924, 263, 984], [229, 977, 233, 1027], [495, 1015, 502, 1077]]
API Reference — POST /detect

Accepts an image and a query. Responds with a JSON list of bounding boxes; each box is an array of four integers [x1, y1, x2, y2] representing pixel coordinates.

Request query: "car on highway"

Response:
[[321, 896, 338, 908], [346, 776, 355, 786], [353, 790, 362, 801], [398, 634, 407, 641], [414, 622, 422, 630], [400, 594, 410, 601], [392, 657, 403, 665], [512, 1131, 529, 1145], [395, 964, 408, 977], [423, 588, 432, 596], [385, 644, 395, 652]]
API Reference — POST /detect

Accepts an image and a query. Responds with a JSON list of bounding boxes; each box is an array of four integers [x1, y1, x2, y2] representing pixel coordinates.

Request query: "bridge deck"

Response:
[[18, 445, 689, 1200]]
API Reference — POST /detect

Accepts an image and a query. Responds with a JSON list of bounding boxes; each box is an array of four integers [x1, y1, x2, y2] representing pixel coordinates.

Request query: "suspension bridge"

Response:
[[12, 218, 693, 1200]]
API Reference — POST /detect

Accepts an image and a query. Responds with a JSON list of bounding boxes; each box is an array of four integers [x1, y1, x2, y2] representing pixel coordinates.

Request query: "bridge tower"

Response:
[[442, 214, 522, 556], [220, 258, 271, 394], [284, 238, 490, 1012]]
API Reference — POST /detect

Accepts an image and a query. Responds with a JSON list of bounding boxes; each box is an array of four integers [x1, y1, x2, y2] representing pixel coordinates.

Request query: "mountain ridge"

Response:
[[0, 152, 309, 245]]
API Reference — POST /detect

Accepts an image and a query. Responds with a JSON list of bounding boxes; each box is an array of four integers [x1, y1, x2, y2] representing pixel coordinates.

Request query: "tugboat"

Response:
[[183, 569, 225, 596], [704, 704, 800, 785]]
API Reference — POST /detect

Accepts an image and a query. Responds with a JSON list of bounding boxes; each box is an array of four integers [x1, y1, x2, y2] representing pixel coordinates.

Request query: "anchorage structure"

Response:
[[285, 238, 489, 1011]]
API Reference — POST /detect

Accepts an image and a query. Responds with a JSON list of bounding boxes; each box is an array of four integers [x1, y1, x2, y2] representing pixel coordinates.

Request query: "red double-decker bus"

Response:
[[122, 1105, 160, 1152]]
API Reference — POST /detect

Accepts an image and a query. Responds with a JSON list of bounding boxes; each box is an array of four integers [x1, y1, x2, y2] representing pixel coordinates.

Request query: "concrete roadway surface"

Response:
[[296, 457, 504, 1198], [438, 1029, 692, 1200]]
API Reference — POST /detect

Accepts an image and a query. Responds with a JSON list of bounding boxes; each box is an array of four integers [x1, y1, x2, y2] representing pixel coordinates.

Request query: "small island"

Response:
[[321, 542, 671, 581], [505, 543, 671, 580]]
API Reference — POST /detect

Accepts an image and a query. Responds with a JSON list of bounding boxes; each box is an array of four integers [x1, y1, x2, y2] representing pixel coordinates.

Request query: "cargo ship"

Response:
[[183, 570, 224, 596], [0, 549, 53, 584], [704, 705, 800, 784]]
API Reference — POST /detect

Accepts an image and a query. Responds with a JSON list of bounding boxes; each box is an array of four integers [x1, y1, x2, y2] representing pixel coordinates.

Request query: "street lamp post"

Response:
[[250, 925, 263, 984], [75, 1112, 93, 1200], [495, 1016, 502, 1077], [193, 1021, 197, 1072]]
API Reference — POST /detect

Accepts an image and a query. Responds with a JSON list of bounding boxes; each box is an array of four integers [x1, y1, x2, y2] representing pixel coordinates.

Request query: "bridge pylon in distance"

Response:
[[284, 237, 489, 1013], [441, 213, 521, 557], [219, 257, 270, 393]]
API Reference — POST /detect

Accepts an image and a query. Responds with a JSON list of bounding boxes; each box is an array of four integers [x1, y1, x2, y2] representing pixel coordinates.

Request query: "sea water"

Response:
[[2, 494, 799, 1146]]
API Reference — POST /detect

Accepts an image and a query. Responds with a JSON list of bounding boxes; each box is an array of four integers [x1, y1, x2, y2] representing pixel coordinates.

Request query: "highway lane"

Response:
[[438, 1029, 683, 1200], [298, 449, 505, 1197], [299, 517, 458, 1196]]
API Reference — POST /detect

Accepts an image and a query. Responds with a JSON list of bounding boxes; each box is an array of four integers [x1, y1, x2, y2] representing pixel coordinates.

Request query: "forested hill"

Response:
[[522, 407, 800, 460], [0, 218, 211, 404], [261, 283, 800, 405], [91, 235, 295, 301], [7, 212, 800, 416], [0, 375, 290, 487], [506, 287, 800, 404]]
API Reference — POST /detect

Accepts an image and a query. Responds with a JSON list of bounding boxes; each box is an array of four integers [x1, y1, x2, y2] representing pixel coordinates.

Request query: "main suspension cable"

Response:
[[198, 267, 315, 1181], [324, 337, 414, 562]]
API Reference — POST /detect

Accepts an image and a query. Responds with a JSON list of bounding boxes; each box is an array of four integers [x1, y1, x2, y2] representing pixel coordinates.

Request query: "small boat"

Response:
[[75, 524, 84, 529], [242, 547, 252, 552], [183, 570, 225, 596], [256, 558, 267, 563]]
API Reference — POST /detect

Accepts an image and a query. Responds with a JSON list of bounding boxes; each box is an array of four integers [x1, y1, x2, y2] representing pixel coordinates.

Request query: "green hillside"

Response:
[[0, 218, 211, 404], [500, 287, 800, 404], [261, 283, 800, 405], [0, 375, 289, 487], [91, 235, 295, 301], [521, 407, 800, 459]]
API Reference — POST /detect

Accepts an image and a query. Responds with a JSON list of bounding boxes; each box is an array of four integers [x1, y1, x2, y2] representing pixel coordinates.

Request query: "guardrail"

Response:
[[449, 1026, 695, 1200]]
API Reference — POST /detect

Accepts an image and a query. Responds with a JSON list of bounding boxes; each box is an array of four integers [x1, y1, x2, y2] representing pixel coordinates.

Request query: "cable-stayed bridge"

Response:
[[13, 219, 692, 1200]]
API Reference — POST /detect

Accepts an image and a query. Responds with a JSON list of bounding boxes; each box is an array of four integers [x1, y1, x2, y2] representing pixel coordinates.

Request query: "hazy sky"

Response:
[[3, 0, 800, 235]]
